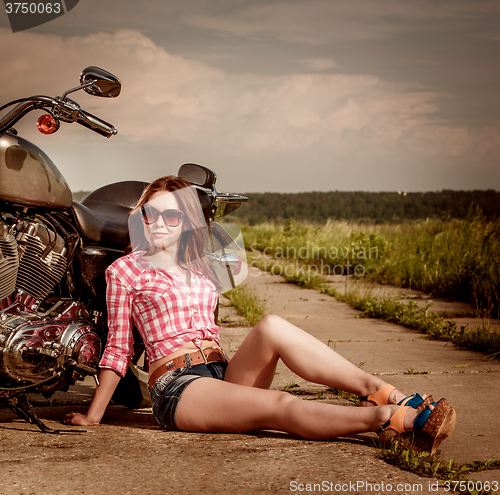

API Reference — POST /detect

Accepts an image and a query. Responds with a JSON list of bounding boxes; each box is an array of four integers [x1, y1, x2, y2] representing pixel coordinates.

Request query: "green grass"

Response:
[[224, 285, 267, 326], [326, 387, 361, 405], [242, 213, 500, 318], [282, 382, 299, 390], [241, 218, 500, 491], [249, 254, 500, 357], [332, 290, 500, 358], [377, 440, 500, 495], [405, 369, 431, 375]]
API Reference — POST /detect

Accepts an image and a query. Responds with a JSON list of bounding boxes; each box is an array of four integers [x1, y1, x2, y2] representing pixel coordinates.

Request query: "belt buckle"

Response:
[[201, 347, 228, 365], [201, 348, 209, 365], [220, 348, 229, 363]]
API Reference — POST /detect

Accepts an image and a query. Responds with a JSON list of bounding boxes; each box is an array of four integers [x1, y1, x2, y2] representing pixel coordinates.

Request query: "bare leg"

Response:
[[224, 315, 400, 401], [175, 377, 413, 439]]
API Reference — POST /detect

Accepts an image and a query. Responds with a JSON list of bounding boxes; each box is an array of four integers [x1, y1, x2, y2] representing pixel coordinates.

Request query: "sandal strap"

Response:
[[378, 405, 409, 436], [399, 393, 424, 407], [414, 402, 436, 429], [360, 384, 396, 406], [399, 394, 435, 411]]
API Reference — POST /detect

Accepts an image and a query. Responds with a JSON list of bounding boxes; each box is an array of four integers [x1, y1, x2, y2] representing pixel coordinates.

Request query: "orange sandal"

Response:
[[360, 384, 396, 406], [379, 399, 456, 455], [378, 405, 411, 441], [361, 384, 433, 409]]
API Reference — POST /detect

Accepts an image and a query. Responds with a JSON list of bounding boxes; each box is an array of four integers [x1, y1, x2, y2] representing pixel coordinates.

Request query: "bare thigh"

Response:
[[174, 377, 381, 439], [223, 315, 289, 389], [223, 315, 384, 397], [175, 377, 288, 432]]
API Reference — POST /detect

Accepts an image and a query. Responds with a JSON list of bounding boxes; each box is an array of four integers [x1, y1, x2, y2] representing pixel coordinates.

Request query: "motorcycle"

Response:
[[0, 67, 248, 433]]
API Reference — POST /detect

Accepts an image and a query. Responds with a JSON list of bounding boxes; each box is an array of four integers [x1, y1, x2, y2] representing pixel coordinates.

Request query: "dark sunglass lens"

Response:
[[143, 206, 159, 225], [163, 210, 182, 226]]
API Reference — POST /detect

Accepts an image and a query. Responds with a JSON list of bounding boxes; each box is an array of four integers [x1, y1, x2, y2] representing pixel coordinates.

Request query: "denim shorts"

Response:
[[149, 358, 227, 431]]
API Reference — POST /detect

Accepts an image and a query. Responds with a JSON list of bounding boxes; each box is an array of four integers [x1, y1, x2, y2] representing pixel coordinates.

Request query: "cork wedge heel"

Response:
[[413, 398, 457, 455], [379, 398, 456, 455]]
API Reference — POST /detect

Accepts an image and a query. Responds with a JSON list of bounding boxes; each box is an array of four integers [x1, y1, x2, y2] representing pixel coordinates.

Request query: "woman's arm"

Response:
[[63, 369, 122, 426], [64, 265, 135, 426]]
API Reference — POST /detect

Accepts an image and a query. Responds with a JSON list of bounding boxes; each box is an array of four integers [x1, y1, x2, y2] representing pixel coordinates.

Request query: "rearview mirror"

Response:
[[80, 66, 121, 98], [178, 163, 217, 189]]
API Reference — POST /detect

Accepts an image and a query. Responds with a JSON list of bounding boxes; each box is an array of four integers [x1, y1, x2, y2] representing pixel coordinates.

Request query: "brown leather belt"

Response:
[[148, 347, 228, 389]]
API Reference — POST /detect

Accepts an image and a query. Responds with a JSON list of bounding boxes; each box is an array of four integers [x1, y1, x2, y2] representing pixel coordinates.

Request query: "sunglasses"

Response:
[[141, 206, 185, 227]]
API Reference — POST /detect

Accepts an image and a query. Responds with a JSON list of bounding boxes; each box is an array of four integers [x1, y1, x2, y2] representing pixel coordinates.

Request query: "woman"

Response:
[[64, 176, 456, 454]]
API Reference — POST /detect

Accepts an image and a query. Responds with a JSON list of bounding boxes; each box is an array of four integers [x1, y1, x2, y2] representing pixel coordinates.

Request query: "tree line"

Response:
[[226, 190, 500, 224], [73, 189, 500, 224]]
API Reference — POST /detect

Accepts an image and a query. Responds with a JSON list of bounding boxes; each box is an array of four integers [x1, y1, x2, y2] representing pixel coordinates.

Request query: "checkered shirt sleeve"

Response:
[[99, 268, 135, 377]]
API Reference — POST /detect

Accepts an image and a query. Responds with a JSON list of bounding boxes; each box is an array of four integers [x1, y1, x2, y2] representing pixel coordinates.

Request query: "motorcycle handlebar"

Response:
[[76, 109, 117, 138], [0, 97, 118, 138], [0, 97, 51, 134]]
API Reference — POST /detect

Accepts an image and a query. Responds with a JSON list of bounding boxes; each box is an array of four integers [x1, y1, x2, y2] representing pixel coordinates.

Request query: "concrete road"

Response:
[[0, 267, 499, 494]]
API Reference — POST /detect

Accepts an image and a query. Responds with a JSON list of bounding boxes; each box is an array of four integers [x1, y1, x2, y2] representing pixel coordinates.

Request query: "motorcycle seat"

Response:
[[72, 181, 148, 248]]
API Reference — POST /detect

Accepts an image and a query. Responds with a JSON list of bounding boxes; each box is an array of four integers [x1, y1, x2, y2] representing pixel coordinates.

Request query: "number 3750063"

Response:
[[5, 3, 62, 14], [444, 480, 498, 492]]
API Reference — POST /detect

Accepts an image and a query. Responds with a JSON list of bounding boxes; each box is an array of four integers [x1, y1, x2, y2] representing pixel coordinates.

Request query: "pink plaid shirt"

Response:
[[99, 252, 222, 377]]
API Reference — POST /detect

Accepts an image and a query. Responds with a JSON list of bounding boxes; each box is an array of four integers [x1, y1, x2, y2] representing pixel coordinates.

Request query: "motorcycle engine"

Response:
[[1, 217, 67, 303], [0, 222, 18, 301], [0, 301, 102, 387], [15, 218, 67, 302], [0, 218, 102, 389]]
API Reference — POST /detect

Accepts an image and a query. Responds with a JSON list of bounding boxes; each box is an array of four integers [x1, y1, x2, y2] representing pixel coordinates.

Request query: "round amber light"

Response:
[[37, 114, 58, 134]]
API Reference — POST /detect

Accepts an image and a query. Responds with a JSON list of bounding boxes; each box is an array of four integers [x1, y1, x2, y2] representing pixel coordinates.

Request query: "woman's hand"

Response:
[[61, 369, 122, 427], [63, 411, 99, 426]]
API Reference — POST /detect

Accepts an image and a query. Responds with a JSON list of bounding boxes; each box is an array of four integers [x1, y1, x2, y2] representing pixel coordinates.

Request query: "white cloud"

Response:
[[1, 28, 498, 186]]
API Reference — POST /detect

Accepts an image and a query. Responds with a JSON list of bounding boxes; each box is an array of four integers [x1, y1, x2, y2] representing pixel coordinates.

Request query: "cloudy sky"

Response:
[[1, 0, 499, 193]]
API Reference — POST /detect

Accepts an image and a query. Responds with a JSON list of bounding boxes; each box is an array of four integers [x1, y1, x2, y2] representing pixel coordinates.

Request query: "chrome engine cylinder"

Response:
[[15, 219, 67, 301], [0, 223, 18, 301]]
